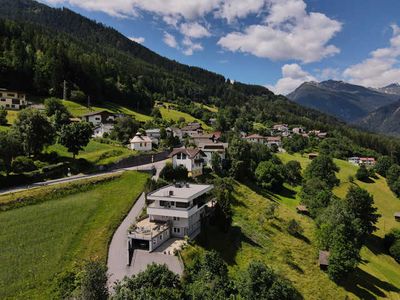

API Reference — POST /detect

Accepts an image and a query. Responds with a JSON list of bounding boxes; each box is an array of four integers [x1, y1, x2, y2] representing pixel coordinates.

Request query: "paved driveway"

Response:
[[131, 250, 183, 276]]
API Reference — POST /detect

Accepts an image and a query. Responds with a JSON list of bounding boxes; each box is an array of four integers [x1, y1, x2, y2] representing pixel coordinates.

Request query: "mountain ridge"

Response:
[[287, 80, 399, 123]]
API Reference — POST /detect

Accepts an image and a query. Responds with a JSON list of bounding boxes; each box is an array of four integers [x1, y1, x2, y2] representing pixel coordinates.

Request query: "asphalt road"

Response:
[[0, 159, 167, 196]]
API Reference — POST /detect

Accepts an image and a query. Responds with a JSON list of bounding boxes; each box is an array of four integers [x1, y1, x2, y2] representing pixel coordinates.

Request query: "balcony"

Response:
[[147, 203, 205, 218]]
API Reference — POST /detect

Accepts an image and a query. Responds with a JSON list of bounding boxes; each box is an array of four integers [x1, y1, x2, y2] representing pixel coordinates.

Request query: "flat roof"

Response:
[[147, 183, 213, 202]]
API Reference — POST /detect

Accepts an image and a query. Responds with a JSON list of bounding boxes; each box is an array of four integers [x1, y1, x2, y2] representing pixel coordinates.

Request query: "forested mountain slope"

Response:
[[0, 0, 271, 112], [357, 99, 400, 136]]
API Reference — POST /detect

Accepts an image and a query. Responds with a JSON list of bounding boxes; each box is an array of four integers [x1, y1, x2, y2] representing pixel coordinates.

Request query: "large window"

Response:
[[176, 202, 190, 208]]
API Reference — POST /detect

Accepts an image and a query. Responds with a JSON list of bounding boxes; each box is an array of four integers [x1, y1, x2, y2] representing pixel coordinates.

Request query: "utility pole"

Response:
[[63, 80, 67, 100]]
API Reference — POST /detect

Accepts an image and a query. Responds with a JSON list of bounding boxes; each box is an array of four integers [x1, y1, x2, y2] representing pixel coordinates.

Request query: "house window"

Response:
[[95, 117, 100, 120], [173, 217, 180, 221], [173, 228, 180, 233], [159, 235, 163, 240], [176, 202, 189, 208]]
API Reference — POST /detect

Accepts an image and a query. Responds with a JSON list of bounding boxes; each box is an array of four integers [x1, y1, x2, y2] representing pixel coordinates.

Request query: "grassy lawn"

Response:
[[279, 152, 400, 299], [0, 171, 149, 299], [61, 99, 152, 122], [194, 102, 218, 113], [46, 140, 136, 166], [159, 103, 211, 130]]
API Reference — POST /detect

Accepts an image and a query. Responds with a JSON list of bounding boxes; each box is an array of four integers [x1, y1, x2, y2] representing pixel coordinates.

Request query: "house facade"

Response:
[[181, 122, 203, 137], [0, 89, 27, 110], [127, 183, 214, 253], [80, 110, 116, 126], [145, 128, 161, 145], [244, 134, 282, 148], [130, 132, 153, 151], [169, 148, 206, 177], [348, 157, 376, 166], [199, 143, 228, 167], [93, 123, 114, 138]]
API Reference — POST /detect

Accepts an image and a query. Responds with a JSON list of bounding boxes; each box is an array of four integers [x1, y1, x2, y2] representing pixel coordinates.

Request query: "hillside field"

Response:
[[183, 153, 400, 300], [0, 171, 149, 299], [46, 139, 137, 166]]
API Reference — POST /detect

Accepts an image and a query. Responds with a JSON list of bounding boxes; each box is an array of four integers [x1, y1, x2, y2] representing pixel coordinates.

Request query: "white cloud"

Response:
[[267, 63, 316, 95], [129, 36, 145, 44], [218, 0, 341, 63], [216, 0, 267, 23], [180, 22, 211, 39], [163, 32, 178, 48], [182, 37, 203, 56], [343, 24, 400, 87]]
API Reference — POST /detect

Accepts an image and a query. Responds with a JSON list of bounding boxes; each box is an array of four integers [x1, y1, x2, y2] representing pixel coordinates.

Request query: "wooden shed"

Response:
[[395, 212, 400, 221], [296, 205, 309, 215], [319, 250, 330, 270], [308, 153, 319, 160]]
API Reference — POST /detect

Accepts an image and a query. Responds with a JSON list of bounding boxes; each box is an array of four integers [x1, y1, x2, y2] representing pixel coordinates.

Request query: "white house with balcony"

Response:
[[80, 110, 117, 126], [127, 183, 214, 253], [169, 148, 206, 177], [0, 89, 27, 110]]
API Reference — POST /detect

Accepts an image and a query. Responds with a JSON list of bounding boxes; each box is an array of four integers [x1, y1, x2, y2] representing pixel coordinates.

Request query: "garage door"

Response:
[[132, 239, 149, 250]]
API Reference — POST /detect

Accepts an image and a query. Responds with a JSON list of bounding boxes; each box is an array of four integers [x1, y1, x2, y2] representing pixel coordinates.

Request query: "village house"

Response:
[[244, 134, 282, 148], [93, 123, 114, 138], [394, 212, 400, 222], [169, 148, 206, 177], [292, 127, 305, 134], [273, 124, 289, 132], [170, 127, 183, 140], [130, 132, 152, 151], [266, 136, 282, 148], [181, 122, 204, 137], [348, 157, 376, 166], [0, 88, 27, 110], [127, 183, 214, 254], [309, 130, 328, 139], [80, 110, 117, 126], [145, 128, 161, 145], [199, 143, 228, 167]]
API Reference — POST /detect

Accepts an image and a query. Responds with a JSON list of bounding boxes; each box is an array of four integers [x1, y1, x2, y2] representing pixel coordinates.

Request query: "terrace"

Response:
[[128, 218, 170, 241]]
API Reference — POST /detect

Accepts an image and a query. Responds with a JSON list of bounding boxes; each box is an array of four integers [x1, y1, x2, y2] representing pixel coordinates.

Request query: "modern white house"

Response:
[[169, 148, 206, 177], [0, 89, 27, 109], [93, 123, 114, 138], [145, 128, 161, 145], [130, 132, 153, 151], [80, 110, 116, 126], [127, 183, 214, 253]]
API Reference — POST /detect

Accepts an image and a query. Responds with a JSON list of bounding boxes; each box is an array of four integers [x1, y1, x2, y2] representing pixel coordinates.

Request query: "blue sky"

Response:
[[41, 0, 400, 94]]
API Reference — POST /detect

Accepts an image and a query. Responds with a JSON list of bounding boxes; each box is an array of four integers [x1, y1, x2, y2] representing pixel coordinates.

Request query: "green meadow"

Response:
[[0, 171, 149, 299]]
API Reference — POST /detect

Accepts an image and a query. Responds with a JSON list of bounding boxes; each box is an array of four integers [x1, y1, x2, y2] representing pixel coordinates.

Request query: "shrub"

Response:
[[11, 156, 37, 173], [355, 165, 369, 181], [287, 219, 303, 236]]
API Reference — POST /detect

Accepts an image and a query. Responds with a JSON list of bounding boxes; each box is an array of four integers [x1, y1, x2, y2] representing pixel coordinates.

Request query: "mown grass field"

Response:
[[61, 99, 152, 122], [183, 153, 400, 299], [159, 102, 211, 129], [46, 140, 136, 166], [0, 171, 149, 299]]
